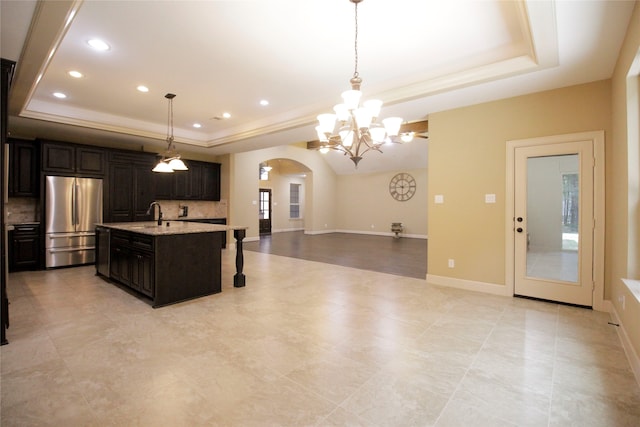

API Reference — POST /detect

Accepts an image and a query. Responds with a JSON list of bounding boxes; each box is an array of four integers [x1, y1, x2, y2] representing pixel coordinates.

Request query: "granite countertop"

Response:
[[97, 221, 247, 236]]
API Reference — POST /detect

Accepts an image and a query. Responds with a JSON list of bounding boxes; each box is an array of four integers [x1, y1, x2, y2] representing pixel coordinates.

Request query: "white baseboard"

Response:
[[426, 274, 512, 297], [304, 229, 337, 235], [271, 227, 305, 233], [609, 304, 640, 387], [334, 229, 428, 239]]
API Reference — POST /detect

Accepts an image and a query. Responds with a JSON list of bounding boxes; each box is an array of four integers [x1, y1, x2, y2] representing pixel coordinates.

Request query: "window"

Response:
[[290, 183, 300, 219], [259, 166, 269, 181]]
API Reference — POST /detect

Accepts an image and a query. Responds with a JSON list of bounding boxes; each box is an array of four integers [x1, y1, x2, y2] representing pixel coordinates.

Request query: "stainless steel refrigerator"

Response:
[[45, 176, 103, 268]]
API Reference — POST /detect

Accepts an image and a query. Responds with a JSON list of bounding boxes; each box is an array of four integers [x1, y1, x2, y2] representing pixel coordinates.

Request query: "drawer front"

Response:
[[46, 247, 95, 268], [132, 233, 154, 251], [13, 224, 40, 235], [45, 233, 95, 249]]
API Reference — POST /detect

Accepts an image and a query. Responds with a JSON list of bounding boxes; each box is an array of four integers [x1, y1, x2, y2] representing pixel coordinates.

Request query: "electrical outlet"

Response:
[[371, 224, 375, 229], [448, 259, 455, 268]]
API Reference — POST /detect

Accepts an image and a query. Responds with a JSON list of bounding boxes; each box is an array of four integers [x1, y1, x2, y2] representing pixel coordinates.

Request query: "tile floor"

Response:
[[1, 250, 639, 426]]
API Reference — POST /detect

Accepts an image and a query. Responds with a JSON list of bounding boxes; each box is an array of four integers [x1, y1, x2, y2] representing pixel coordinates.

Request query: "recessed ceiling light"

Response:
[[68, 70, 83, 78], [53, 92, 67, 99], [87, 39, 110, 51], [193, 123, 202, 128], [222, 112, 231, 119], [136, 85, 149, 93], [260, 99, 269, 106]]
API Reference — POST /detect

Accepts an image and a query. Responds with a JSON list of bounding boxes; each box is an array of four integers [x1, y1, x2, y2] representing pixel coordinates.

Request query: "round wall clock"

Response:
[[389, 173, 416, 201]]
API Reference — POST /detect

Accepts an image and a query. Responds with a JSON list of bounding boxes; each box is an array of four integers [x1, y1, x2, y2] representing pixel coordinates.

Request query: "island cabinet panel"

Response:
[[153, 232, 221, 307], [106, 228, 221, 307], [109, 231, 154, 298]]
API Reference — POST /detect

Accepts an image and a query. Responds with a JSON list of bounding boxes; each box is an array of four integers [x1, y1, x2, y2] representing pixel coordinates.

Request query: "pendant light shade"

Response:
[[153, 93, 188, 173]]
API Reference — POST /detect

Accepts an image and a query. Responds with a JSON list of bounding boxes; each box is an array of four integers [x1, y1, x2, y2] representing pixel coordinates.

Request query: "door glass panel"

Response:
[[259, 190, 270, 220], [526, 154, 579, 283]]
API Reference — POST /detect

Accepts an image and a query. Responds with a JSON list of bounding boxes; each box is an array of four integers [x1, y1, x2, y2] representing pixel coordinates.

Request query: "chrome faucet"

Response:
[[146, 201, 163, 225]]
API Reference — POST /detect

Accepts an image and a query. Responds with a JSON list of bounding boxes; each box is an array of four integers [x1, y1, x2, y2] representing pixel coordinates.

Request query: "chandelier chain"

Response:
[[167, 96, 174, 143], [353, 0, 359, 79]]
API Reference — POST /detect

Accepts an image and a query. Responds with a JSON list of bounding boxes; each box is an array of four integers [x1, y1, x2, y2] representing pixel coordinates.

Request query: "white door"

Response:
[[513, 140, 594, 306]]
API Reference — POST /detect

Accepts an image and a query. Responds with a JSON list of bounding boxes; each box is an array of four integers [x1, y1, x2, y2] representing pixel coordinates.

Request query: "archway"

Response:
[[257, 158, 312, 235]]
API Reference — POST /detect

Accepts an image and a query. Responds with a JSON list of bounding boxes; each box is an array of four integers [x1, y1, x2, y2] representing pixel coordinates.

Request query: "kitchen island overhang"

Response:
[[95, 221, 248, 307]]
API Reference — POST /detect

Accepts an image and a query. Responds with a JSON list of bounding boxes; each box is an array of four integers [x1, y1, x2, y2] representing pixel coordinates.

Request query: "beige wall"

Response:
[[228, 144, 337, 240], [259, 171, 306, 233], [610, 2, 640, 362], [335, 168, 428, 237], [427, 80, 611, 287]]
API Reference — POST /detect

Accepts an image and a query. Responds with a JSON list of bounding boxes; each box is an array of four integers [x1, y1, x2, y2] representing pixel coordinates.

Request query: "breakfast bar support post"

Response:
[[233, 229, 246, 287]]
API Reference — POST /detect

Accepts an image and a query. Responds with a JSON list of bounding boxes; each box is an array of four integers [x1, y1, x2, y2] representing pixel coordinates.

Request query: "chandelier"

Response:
[[315, 0, 413, 167], [152, 93, 188, 173]]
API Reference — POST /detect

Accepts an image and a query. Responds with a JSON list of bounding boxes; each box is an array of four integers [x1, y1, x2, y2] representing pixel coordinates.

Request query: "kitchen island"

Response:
[[95, 221, 247, 307]]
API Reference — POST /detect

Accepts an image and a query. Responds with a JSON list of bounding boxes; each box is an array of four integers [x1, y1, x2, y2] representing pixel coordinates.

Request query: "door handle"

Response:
[[516, 217, 523, 222], [516, 227, 523, 233]]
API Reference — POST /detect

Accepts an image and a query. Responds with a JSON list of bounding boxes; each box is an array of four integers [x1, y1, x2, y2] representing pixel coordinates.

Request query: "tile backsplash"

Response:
[[7, 197, 40, 224], [155, 199, 228, 220], [6, 197, 227, 224]]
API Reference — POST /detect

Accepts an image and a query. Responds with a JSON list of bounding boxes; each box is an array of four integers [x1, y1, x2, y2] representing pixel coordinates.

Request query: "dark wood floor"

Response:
[[243, 231, 428, 279]]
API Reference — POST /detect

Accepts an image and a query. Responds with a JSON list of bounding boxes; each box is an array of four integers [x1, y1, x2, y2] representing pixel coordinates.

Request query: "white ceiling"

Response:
[[0, 0, 635, 175]]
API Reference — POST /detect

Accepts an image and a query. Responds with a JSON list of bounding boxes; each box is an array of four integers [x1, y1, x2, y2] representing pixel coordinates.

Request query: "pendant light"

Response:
[[314, 0, 414, 167], [153, 93, 188, 173]]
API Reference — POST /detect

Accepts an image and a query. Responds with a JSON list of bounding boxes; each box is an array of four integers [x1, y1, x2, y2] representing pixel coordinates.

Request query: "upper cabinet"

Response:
[[106, 150, 156, 223], [8, 139, 39, 197], [154, 160, 220, 201], [41, 140, 106, 176], [201, 162, 221, 201]]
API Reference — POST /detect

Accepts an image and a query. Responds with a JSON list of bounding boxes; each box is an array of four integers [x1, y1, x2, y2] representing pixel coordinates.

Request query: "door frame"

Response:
[[259, 188, 272, 235], [505, 131, 605, 311]]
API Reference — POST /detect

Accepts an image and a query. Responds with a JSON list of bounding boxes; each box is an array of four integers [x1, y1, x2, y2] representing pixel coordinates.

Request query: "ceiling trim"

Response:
[[9, 0, 83, 116], [10, 0, 560, 154]]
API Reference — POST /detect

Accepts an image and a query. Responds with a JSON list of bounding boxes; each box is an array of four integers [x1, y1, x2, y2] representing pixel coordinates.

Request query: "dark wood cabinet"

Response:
[[106, 151, 155, 223], [154, 171, 174, 199], [109, 231, 154, 298], [154, 160, 220, 201], [8, 139, 39, 197], [41, 141, 105, 176], [174, 166, 198, 200], [2, 58, 16, 345], [8, 224, 41, 272], [133, 166, 155, 221], [131, 247, 154, 296], [76, 146, 106, 175], [41, 142, 74, 173], [103, 227, 221, 307], [201, 162, 221, 201]]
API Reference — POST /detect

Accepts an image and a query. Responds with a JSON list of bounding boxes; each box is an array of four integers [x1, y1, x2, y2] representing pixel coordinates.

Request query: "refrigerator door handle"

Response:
[[73, 182, 79, 227], [48, 246, 96, 253]]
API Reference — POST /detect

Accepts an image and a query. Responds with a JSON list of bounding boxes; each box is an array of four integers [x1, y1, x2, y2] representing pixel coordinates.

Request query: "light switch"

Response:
[[485, 194, 496, 204], [435, 195, 444, 204]]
